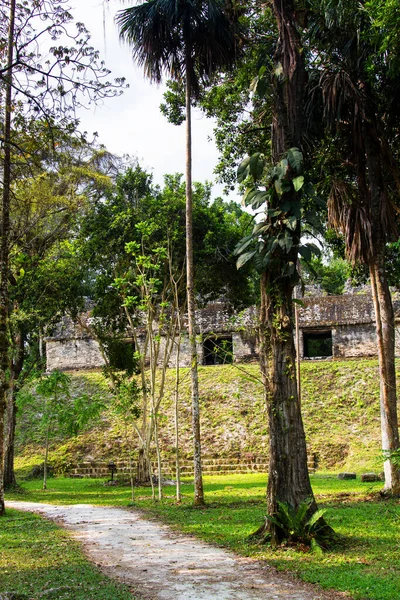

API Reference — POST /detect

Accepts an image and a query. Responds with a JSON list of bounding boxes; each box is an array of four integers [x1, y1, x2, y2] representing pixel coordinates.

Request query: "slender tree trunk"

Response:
[[137, 445, 150, 484], [43, 426, 50, 490], [0, 0, 16, 516], [174, 332, 182, 503], [363, 117, 400, 495], [4, 389, 17, 489], [128, 451, 135, 502], [185, 50, 204, 506], [4, 325, 24, 489], [153, 410, 163, 501], [257, 0, 315, 542], [370, 261, 400, 494]]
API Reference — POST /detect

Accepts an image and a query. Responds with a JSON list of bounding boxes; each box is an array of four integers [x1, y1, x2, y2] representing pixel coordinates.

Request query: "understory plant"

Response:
[[259, 499, 336, 551]]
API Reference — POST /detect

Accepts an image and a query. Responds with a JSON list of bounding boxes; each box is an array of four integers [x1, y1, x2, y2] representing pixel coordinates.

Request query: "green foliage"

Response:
[[16, 371, 105, 445], [264, 500, 334, 551], [116, 0, 243, 97], [79, 167, 258, 311], [302, 255, 351, 295], [234, 148, 321, 281]]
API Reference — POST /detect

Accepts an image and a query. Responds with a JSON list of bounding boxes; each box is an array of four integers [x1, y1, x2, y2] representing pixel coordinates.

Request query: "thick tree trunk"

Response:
[[256, 0, 315, 542], [185, 51, 204, 506], [260, 280, 315, 545], [0, 0, 16, 516]]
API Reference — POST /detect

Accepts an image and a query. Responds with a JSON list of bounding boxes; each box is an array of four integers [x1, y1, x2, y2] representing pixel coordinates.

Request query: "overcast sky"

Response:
[[71, 0, 233, 197]]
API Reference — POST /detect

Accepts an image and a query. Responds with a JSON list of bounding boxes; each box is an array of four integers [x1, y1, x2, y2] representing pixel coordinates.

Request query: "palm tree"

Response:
[[116, 0, 241, 505], [312, 0, 400, 494]]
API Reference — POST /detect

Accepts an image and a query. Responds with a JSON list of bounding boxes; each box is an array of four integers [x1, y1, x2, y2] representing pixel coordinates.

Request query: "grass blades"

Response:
[[0, 508, 135, 600], [5, 473, 400, 600]]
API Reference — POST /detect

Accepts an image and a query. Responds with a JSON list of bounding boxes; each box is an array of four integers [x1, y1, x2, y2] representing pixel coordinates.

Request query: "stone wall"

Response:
[[65, 452, 319, 480], [333, 324, 378, 358], [45, 294, 400, 370], [46, 339, 105, 371]]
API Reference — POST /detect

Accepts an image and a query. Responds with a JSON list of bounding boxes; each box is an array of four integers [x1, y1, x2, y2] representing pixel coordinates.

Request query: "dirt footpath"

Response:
[[8, 501, 348, 600]]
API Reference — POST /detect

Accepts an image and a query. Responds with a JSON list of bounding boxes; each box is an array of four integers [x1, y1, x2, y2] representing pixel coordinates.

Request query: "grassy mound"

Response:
[[15, 358, 392, 476]]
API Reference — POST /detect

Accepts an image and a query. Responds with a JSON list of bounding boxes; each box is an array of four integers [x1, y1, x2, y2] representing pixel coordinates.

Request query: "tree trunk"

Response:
[[185, 49, 204, 506], [0, 0, 16, 516], [370, 261, 400, 494], [174, 333, 182, 503], [363, 116, 400, 495], [3, 390, 17, 489], [137, 446, 151, 485], [261, 280, 315, 544], [43, 427, 50, 490], [256, 0, 315, 542], [4, 325, 25, 489]]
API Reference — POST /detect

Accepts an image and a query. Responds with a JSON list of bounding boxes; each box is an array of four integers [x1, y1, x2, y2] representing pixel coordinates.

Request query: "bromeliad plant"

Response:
[[261, 500, 336, 551]]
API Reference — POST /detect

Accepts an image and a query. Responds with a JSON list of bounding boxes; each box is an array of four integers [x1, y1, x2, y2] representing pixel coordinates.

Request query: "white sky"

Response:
[[71, 0, 233, 197]]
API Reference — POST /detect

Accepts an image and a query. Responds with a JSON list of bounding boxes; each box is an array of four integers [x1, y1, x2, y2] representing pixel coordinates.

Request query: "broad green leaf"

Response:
[[243, 186, 258, 206], [293, 175, 304, 192], [237, 156, 251, 183], [249, 153, 265, 180], [298, 245, 312, 261], [251, 190, 269, 209], [287, 147, 303, 174], [233, 235, 253, 255], [307, 509, 327, 528], [274, 178, 283, 195], [306, 242, 322, 257], [286, 215, 298, 231], [268, 208, 281, 217], [236, 250, 256, 269]]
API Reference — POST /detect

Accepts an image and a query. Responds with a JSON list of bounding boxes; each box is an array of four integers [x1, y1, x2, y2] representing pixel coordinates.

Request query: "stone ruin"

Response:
[[45, 287, 400, 371]]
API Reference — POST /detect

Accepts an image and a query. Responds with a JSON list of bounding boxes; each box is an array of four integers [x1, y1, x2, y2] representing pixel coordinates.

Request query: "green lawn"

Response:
[[5, 473, 400, 600], [0, 508, 135, 600]]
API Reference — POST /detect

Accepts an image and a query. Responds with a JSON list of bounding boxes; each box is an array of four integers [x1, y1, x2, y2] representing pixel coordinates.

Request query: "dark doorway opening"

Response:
[[303, 331, 332, 358], [203, 335, 233, 365]]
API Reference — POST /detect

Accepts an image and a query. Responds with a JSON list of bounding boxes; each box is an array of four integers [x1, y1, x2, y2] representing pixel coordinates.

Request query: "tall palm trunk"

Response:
[[363, 118, 400, 494], [0, 0, 16, 516], [370, 261, 400, 493], [185, 50, 204, 506]]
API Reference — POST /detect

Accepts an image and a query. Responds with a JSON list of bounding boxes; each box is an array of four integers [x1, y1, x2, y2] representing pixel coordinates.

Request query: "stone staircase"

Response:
[[67, 453, 318, 480]]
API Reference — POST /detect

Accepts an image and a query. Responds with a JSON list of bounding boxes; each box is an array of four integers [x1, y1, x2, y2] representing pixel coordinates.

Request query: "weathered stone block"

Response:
[[338, 472, 357, 480], [361, 472, 380, 482]]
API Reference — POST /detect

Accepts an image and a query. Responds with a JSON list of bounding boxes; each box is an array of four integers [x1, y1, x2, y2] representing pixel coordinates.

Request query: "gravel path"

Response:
[[8, 501, 348, 600]]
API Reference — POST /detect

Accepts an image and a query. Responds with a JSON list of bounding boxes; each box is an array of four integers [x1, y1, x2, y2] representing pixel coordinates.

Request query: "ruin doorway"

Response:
[[203, 335, 233, 365], [303, 330, 332, 358]]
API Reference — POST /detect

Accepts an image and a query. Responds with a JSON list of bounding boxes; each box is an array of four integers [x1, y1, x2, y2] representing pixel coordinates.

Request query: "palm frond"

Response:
[[116, 0, 243, 94], [328, 180, 373, 265], [320, 70, 363, 129]]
